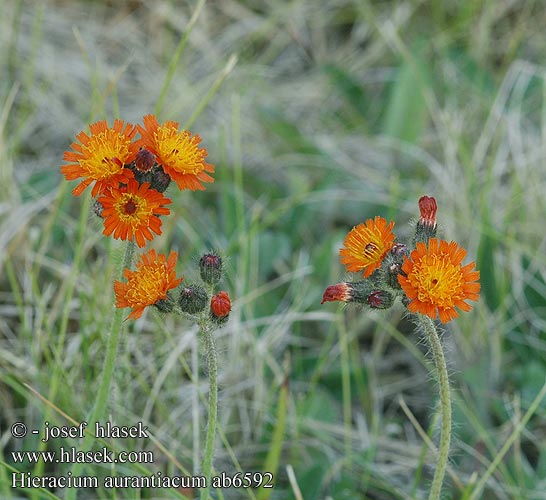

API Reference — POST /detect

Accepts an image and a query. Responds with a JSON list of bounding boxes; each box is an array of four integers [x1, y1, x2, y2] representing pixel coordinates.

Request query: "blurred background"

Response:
[[1, 0, 546, 498]]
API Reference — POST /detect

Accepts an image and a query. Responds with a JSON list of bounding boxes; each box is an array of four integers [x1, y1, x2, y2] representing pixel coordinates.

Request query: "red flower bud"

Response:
[[415, 195, 438, 245], [211, 291, 231, 319], [134, 149, 156, 172], [321, 283, 351, 304], [418, 196, 437, 229]]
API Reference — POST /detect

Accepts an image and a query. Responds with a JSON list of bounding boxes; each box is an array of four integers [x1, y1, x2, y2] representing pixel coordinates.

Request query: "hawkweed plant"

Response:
[[322, 196, 480, 500], [60, 116, 228, 500]]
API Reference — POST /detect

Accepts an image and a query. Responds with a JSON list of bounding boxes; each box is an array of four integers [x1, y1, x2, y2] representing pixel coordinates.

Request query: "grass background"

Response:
[[1, 0, 546, 498]]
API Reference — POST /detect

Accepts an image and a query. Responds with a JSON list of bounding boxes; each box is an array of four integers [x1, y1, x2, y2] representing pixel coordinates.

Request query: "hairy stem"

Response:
[[200, 325, 218, 500], [420, 314, 451, 500]]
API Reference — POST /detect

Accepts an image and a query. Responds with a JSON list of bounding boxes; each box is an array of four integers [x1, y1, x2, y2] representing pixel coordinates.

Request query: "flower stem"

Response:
[[419, 314, 451, 500], [66, 240, 135, 500], [200, 324, 218, 500]]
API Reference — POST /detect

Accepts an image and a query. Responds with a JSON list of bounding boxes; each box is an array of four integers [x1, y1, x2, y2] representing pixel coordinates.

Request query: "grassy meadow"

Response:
[[1, 0, 546, 499]]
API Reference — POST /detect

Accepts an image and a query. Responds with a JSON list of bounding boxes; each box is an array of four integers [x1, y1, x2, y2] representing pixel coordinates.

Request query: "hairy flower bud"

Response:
[[366, 290, 395, 309], [210, 291, 231, 324], [199, 252, 223, 285], [128, 149, 157, 186], [321, 280, 376, 304], [178, 284, 208, 314], [92, 199, 104, 218], [419, 196, 437, 228], [321, 283, 352, 304], [414, 195, 437, 245], [150, 165, 171, 193], [153, 291, 176, 314], [134, 149, 156, 173], [390, 242, 408, 257]]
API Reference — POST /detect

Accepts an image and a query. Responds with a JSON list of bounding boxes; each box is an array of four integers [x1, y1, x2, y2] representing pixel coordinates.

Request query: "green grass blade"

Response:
[[155, 0, 206, 117], [382, 53, 428, 143], [257, 377, 288, 500]]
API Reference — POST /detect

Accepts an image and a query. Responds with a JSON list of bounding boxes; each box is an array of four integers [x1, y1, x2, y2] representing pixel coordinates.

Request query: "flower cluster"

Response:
[[61, 115, 214, 248], [113, 249, 231, 323], [322, 196, 480, 323], [61, 116, 232, 324]]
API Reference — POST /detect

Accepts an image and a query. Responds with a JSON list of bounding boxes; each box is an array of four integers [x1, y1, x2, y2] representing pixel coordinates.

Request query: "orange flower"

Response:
[[98, 179, 171, 248], [61, 119, 138, 196], [137, 114, 214, 191], [114, 249, 183, 320], [398, 238, 480, 323], [339, 216, 396, 277]]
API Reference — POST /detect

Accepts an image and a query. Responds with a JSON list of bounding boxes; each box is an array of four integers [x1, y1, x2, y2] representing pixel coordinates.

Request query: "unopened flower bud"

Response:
[[154, 292, 176, 314], [199, 252, 223, 285], [367, 290, 395, 309], [321, 280, 376, 304], [134, 149, 156, 173], [385, 261, 404, 290], [414, 195, 437, 245], [178, 284, 208, 314], [390, 242, 408, 257], [419, 196, 437, 228], [92, 199, 104, 218], [210, 291, 231, 324], [321, 283, 351, 304], [150, 165, 171, 193]]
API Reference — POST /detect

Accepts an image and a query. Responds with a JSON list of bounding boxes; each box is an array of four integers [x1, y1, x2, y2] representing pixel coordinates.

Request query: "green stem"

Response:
[[66, 241, 135, 500], [419, 314, 451, 500], [200, 325, 218, 500]]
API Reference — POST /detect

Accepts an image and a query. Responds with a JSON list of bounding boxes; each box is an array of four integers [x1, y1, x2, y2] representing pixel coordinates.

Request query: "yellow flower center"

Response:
[[409, 253, 464, 307], [354, 230, 387, 266], [155, 126, 205, 174], [114, 193, 150, 229], [125, 264, 168, 307], [80, 130, 131, 179]]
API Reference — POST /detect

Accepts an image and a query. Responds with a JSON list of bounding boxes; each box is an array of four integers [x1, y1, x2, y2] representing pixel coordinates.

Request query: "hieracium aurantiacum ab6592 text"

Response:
[[322, 196, 480, 500], [60, 116, 229, 500]]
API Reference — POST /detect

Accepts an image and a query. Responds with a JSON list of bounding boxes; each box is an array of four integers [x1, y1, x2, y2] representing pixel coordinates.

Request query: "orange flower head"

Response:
[[339, 216, 396, 277], [137, 114, 214, 191], [114, 249, 183, 320], [398, 238, 480, 323], [61, 119, 138, 196], [98, 179, 172, 248]]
